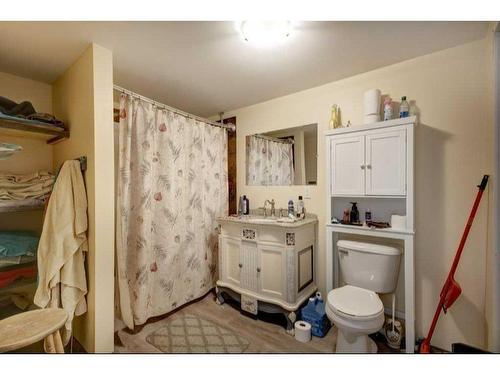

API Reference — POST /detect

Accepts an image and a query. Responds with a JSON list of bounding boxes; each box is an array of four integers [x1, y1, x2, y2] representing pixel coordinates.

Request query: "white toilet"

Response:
[[326, 240, 401, 353]]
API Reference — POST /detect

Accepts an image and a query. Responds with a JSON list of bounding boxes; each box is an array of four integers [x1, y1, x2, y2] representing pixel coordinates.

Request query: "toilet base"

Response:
[[336, 329, 378, 353]]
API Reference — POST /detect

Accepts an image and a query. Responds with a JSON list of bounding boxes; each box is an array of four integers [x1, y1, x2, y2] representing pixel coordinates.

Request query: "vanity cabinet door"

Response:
[[365, 129, 406, 196], [240, 241, 259, 292], [330, 135, 365, 196], [257, 244, 286, 299], [220, 237, 242, 287]]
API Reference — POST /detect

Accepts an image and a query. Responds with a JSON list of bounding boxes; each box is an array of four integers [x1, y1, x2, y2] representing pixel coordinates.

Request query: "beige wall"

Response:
[[223, 38, 494, 351], [485, 21, 499, 353], [91, 44, 115, 353], [0, 72, 53, 232], [52, 43, 114, 353]]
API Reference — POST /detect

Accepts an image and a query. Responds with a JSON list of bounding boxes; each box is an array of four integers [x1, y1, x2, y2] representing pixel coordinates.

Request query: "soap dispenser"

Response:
[[349, 202, 359, 223]]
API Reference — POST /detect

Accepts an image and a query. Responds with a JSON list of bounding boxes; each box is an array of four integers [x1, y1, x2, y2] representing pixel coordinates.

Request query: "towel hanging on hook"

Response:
[[53, 156, 87, 184]]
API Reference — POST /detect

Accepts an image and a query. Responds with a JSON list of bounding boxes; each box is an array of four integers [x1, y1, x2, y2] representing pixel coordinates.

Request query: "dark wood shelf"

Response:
[[0, 203, 45, 214], [0, 113, 68, 144]]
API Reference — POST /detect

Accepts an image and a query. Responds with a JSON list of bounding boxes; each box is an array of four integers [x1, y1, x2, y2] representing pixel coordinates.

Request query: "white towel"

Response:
[[34, 160, 88, 345], [0, 170, 54, 201]]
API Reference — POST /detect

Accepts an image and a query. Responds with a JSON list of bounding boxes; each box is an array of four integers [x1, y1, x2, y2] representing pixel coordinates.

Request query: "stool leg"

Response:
[[44, 334, 56, 353], [53, 330, 65, 353]]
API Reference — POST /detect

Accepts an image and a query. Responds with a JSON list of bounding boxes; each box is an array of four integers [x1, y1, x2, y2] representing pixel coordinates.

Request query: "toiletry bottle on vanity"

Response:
[[238, 196, 244, 216], [297, 195, 305, 219], [242, 195, 250, 215], [288, 198, 295, 218]]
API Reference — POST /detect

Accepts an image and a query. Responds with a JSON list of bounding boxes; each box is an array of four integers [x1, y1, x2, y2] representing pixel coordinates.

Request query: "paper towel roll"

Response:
[[364, 89, 381, 116], [294, 321, 312, 343], [364, 114, 380, 124]]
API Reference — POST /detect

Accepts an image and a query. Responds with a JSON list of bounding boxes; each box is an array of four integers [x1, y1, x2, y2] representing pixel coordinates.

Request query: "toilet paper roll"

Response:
[[364, 114, 380, 124], [391, 215, 407, 230], [294, 321, 312, 343], [363, 89, 381, 115]]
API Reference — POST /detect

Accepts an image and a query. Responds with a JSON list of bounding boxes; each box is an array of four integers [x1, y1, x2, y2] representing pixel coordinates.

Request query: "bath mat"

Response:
[[146, 313, 250, 353]]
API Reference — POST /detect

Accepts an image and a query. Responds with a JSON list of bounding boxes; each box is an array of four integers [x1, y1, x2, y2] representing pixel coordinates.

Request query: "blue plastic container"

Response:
[[300, 292, 331, 338]]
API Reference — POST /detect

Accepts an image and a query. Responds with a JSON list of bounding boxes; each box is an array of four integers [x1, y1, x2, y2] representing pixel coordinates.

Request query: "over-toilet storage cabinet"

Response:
[[325, 116, 416, 353], [216, 219, 318, 333], [331, 128, 406, 196]]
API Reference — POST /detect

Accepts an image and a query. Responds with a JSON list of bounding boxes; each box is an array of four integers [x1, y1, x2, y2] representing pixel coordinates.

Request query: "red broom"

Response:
[[420, 175, 489, 353]]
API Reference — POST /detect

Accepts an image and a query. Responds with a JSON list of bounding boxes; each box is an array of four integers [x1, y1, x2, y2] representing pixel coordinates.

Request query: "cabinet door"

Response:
[[240, 240, 259, 292], [365, 129, 406, 195], [331, 135, 365, 195], [258, 244, 286, 299], [220, 237, 241, 287]]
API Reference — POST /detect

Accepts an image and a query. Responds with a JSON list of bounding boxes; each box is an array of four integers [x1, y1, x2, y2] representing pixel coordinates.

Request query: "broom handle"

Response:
[[423, 175, 489, 348], [446, 175, 489, 280]]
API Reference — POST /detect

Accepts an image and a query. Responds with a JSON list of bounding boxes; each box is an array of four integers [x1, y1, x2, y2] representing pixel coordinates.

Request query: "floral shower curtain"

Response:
[[246, 135, 294, 186], [116, 94, 228, 329]]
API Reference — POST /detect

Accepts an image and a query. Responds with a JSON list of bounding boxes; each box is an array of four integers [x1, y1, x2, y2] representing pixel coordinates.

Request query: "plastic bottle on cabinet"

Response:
[[349, 202, 359, 223], [399, 96, 409, 118], [384, 97, 393, 121]]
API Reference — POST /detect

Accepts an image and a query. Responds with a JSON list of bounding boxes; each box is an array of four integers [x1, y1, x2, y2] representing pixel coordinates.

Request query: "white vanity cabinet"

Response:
[[216, 217, 318, 333], [330, 126, 406, 196]]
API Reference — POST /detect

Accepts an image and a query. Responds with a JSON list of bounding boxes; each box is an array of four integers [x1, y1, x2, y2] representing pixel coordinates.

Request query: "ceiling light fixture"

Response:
[[237, 21, 292, 47]]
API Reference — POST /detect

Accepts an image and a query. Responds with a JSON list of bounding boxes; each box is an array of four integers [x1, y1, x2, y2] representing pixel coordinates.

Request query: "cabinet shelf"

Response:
[[0, 203, 45, 214], [331, 195, 406, 199], [324, 116, 417, 136], [327, 222, 414, 237], [0, 113, 68, 144]]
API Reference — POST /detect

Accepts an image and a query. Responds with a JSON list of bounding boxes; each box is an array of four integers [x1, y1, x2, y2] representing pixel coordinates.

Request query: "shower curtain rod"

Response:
[[113, 85, 235, 131], [252, 133, 294, 144]]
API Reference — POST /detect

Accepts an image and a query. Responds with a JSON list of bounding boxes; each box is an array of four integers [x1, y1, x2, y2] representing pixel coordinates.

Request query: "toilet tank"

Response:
[[337, 240, 401, 293]]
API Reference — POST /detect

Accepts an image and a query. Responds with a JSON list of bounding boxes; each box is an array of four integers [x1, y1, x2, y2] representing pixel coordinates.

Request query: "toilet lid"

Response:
[[327, 285, 383, 318]]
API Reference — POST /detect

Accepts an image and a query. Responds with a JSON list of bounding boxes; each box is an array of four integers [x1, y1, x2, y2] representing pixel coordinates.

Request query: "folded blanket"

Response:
[[0, 96, 36, 117], [0, 254, 36, 268], [0, 196, 48, 212], [0, 171, 54, 201], [0, 231, 40, 257], [26, 113, 65, 129]]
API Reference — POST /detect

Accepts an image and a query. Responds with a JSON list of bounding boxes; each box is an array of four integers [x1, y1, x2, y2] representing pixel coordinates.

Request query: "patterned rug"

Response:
[[146, 313, 251, 353]]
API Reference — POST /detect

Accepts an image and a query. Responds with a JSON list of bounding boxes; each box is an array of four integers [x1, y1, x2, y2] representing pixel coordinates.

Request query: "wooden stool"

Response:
[[0, 308, 68, 353]]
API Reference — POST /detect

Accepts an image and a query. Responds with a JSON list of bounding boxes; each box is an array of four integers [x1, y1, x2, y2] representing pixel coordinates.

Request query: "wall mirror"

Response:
[[246, 123, 317, 186]]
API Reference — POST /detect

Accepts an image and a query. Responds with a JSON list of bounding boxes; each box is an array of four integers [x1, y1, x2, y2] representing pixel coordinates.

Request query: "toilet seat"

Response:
[[327, 285, 384, 321]]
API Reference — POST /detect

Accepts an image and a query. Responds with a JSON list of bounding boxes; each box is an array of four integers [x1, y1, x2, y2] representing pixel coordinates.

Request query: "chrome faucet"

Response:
[[263, 199, 276, 217]]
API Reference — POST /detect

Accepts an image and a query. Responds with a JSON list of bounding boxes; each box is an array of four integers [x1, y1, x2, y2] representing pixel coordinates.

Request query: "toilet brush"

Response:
[[385, 294, 401, 349]]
